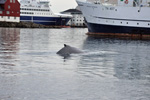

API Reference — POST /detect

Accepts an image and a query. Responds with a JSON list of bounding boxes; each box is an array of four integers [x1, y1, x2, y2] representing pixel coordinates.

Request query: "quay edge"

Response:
[[87, 32, 150, 40]]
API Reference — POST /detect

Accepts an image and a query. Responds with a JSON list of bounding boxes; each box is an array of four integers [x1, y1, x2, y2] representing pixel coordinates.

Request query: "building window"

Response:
[[6, 11, 10, 14], [8, 5, 10, 9], [13, 0, 15, 3], [10, 0, 12, 3]]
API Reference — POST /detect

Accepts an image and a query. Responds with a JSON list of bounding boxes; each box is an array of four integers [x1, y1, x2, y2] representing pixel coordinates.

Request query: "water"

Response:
[[0, 28, 150, 100]]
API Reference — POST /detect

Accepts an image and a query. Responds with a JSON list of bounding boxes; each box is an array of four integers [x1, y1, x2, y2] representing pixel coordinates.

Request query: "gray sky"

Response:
[[50, 0, 77, 13]]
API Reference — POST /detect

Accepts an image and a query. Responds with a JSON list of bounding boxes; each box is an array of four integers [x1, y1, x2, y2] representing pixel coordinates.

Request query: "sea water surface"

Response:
[[0, 28, 150, 100]]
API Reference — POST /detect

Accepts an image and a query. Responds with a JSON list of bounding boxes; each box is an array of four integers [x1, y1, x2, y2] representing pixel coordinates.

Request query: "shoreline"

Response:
[[0, 21, 63, 28], [0, 22, 87, 28]]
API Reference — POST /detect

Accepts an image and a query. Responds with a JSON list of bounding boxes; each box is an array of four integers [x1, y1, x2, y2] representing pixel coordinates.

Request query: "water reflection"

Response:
[[79, 36, 150, 80], [0, 28, 20, 100], [0, 28, 20, 75], [0, 28, 149, 100]]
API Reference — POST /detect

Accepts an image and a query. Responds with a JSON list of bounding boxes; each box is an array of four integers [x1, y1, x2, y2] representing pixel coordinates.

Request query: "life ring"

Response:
[[124, 0, 128, 4]]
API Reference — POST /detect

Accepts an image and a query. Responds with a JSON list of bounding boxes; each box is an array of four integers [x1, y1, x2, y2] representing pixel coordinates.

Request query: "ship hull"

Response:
[[76, 0, 150, 35], [20, 16, 71, 26], [87, 23, 150, 34]]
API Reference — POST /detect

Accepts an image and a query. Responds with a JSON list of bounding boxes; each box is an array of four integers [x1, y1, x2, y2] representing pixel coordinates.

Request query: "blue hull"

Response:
[[20, 16, 71, 26], [87, 23, 150, 35]]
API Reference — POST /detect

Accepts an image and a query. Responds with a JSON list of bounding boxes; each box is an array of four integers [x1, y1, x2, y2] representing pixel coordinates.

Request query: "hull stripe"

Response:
[[93, 16, 150, 22], [20, 16, 70, 26]]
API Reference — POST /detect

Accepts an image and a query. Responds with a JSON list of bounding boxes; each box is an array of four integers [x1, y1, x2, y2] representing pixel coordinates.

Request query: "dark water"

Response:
[[0, 28, 150, 100]]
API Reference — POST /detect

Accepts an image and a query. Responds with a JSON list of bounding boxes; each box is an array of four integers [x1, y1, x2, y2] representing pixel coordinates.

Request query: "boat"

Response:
[[20, 0, 72, 26], [76, 0, 150, 36]]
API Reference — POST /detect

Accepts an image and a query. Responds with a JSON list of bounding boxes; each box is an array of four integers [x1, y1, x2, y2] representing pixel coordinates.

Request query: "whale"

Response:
[[57, 44, 83, 57]]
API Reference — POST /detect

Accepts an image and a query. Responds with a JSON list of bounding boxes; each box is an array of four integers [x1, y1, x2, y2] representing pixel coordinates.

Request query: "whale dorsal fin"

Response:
[[64, 44, 67, 47]]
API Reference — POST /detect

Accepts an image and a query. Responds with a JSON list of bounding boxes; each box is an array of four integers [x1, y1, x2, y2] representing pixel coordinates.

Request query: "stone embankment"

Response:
[[0, 22, 62, 28]]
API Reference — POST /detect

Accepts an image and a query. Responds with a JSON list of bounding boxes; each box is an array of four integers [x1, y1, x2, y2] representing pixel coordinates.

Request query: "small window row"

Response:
[[71, 19, 83, 22], [0, 16, 17, 19], [105, 20, 150, 26], [21, 12, 34, 14], [20, 8, 50, 12]]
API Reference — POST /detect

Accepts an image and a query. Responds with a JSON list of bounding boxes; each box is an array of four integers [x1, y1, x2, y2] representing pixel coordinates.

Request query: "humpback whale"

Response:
[[57, 44, 83, 57]]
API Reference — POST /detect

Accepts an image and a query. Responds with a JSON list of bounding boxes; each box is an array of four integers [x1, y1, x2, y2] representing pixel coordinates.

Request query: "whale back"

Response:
[[57, 44, 83, 56]]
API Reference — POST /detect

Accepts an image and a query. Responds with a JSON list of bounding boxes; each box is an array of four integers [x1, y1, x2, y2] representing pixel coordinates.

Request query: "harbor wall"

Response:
[[0, 21, 62, 28]]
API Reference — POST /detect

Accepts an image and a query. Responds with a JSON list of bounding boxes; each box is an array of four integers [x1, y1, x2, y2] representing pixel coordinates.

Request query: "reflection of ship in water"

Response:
[[78, 36, 150, 80], [0, 28, 20, 74]]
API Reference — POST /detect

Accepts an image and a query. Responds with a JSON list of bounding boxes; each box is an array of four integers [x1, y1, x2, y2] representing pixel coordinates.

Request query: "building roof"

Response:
[[62, 9, 82, 14], [0, 0, 6, 4]]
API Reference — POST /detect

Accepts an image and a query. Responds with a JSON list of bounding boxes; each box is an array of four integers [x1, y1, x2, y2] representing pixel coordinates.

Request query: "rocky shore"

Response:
[[0, 22, 62, 28]]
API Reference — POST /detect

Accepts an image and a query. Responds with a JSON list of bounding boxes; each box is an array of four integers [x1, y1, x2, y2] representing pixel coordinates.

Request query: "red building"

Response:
[[0, 0, 20, 22]]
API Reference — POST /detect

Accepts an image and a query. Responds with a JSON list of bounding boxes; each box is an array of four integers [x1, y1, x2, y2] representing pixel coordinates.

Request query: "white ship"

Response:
[[20, 0, 72, 26], [76, 0, 150, 35]]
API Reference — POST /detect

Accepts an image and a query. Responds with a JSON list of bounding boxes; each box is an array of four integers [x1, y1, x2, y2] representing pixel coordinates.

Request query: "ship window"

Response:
[[14, 17, 16, 19], [148, 23, 150, 26], [121, 22, 122, 24], [1, 16, 3, 18], [115, 9, 117, 11], [10, 0, 12, 3], [126, 22, 128, 24], [13, 0, 15, 3], [0, 11, 2, 14], [137, 23, 139, 25], [8, 16, 10, 19]]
